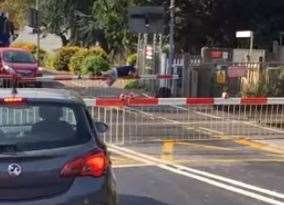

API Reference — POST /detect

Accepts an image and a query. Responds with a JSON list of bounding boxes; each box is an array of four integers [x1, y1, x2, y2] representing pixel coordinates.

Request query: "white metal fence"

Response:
[[87, 98, 284, 145], [0, 97, 283, 145]]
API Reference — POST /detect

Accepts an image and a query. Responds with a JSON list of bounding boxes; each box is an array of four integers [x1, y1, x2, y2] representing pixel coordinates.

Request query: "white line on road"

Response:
[[113, 164, 153, 168], [109, 145, 284, 205]]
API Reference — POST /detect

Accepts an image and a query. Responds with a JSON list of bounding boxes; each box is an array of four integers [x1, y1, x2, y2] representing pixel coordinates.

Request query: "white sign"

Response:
[[236, 31, 253, 38]]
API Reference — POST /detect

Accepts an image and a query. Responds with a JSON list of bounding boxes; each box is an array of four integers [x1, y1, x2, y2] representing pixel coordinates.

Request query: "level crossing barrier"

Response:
[[86, 97, 284, 144], [0, 96, 283, 145]]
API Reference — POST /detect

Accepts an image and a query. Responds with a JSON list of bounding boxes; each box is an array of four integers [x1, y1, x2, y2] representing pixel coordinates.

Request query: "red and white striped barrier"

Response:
[[84, 97, 284, 107], [0, 74, 179, 81]]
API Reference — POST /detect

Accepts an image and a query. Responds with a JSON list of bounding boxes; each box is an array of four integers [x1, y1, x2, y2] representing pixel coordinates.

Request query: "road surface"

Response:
[[112, 140, 284, 205]]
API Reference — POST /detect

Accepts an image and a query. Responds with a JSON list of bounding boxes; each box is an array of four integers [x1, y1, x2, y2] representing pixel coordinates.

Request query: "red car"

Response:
[[0, 48, 42, 79]]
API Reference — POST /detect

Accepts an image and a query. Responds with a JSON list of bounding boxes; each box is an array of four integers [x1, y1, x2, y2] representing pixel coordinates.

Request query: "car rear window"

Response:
[[0, 102, 92, 151], [3, 51, 36, 64]]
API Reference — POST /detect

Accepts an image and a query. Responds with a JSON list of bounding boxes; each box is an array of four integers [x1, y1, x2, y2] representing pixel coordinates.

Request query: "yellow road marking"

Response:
[[162, 141, 174, 154], [161, 141, 174, 161], [235, 139, 284, 155], [196, 127, 284, 155], [177, 142, 235, 151]]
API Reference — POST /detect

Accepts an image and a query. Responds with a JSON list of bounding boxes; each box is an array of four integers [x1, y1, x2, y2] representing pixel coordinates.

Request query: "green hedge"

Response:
[[43, 53, 56, 69], [124, 80, 141, 90], [69, 46, 109, 74], [89, 46, 108, 60], [53, 46, 80, 71], [80, 55, 110, 75], [69, 49, 90, 74]]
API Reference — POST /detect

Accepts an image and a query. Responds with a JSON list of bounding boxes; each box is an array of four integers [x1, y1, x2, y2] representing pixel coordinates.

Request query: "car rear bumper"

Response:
[[0, 172, 117, 205]]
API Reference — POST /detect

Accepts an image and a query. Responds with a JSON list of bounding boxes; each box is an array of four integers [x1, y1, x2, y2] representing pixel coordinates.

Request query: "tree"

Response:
[[89, 0, 166, 58], [5, 0, 283, 55], [39, 0, 93, 46], [91, 0, 135, 57], [0, 0, 33, 28], [175, 0, 284, 53]]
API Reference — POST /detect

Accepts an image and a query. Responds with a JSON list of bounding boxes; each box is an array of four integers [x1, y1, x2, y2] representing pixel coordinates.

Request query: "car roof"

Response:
[[0, 88, 85, 104], [0, 47, 29, 53]]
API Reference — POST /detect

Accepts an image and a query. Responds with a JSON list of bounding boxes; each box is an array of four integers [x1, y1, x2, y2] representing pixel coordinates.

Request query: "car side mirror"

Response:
[[94, 122, 108, 134]]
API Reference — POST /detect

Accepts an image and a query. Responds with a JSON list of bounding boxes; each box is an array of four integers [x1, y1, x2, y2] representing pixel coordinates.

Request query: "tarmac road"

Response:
[[111, 139, 284, 205]]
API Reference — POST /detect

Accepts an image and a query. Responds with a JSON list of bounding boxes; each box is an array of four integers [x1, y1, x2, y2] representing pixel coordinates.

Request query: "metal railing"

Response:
[[1, 97, 283, 145], [87, 98, 284, 145]]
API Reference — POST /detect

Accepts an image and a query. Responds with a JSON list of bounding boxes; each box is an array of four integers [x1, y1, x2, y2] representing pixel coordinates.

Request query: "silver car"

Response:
[[0, 88, 117, 205]]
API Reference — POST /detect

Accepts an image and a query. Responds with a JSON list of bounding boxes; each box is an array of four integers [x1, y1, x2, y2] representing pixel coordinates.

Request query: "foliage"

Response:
[[11, 42, 36, 53], [242, 82, 268, 97], [69, 46, 108, 74], [89, 46, 108, 60], [5, 0, 284, 54], [43, 53, 56, 69], [0, 0, 33, 28], [242, 69, 284, 97], [124, 80, 140, 90], [80, 55, 110, 75], [69, 49, 89, 74], [176, 0, 284, 52], [266, 70, 284, 97], [210, 73, 223, 97], [11, 41, 47, 64], [53, 46, 80, 71], [91, 0, 136, 56], [127, 53, 137, 66], [73, 11, 106, 48], [39, 0, 94, 46]]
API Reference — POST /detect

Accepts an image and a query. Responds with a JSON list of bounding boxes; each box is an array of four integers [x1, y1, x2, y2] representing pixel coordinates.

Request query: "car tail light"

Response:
[[0, 97, 26, 105], [60, 149, 109, 178]]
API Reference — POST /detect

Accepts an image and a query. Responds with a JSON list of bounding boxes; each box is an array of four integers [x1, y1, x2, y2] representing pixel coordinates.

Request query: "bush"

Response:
[[266, 70, 284, 97], [69, 46, 109, 74], [53, 46, 80, 71], [11, 42, 36, 53], [242, 82, 268, 97], [89, 46, 108, 60], [69, 49, 89, 74], [43, 53, 56, 69], [11, 42, 47, 65], [127, 53, 137, 66], [80, 55, 110, 75], [124, 80, 141, 90]]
